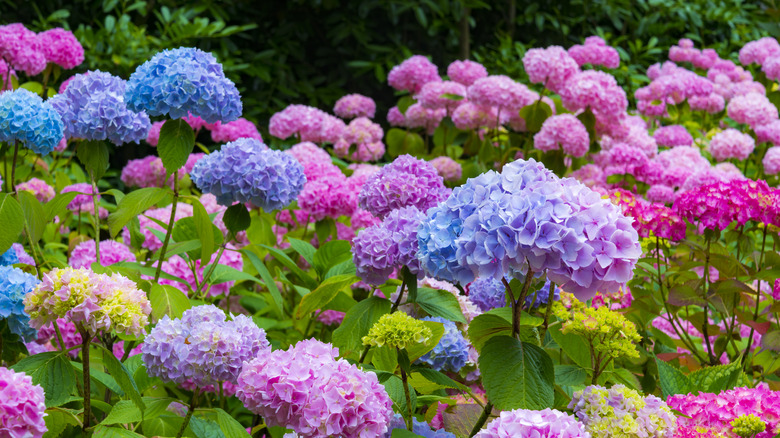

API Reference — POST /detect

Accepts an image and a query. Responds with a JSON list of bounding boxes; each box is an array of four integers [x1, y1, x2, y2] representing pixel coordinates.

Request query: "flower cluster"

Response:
[[333, 116, 385, 162], [385, 414, 455, 438], [17, 178, 55, 203], [708, 129, 755, 161], [609, 190, 686, 241], [476, 408, 589, 438], [142, 305, 269, 386], [554, 300, 641, 360], [363, 311, 433, 349], [467, 277, 506, 312], [534, 114, 590, 157], [447, 59, 487, 86], [0, 88, 64, 155], [653, 125, 693, 147], [568, 36, 620, 69], [388, 55, 441, 94], [429, 156, 462, 182], [68, 240, 136, 269], [237, 339, 393, 438], [333, 93, 376, 119], [285, 141, 331, 165], [416, 316, 469, 372], [417, 81, 467, 112], [125, 47, 242, 123], [469, 75, 538, 110], [269, 104, 345, 143], [191, 138, 306, 210], [0, 367, 47, 438], [38, 28, 84, 69], [0, 23, 47, 76], [0, 266, 40, 341], [523, 46, 580, 93], [674, 179, 778, 231], [731, 414, 767, 438], [670, 39, 718, 69], [209, 118, 262, 143]]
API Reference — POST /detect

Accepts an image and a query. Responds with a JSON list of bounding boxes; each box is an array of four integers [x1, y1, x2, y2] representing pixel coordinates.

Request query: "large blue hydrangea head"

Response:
[[418, 158, 641, 300], [49, 71, 151, 145], [0, 246, 19, 266], [416, 316, 469, 373], [359, 154, 450, 219], [384, 414, 456, 438], [0, 88, 64, 155], [468, 277, 506, 312], [525, 278, 562, 308], [125, 47, 242, 123], [190, 138, 306, 211], [0, 266, 40, 341]]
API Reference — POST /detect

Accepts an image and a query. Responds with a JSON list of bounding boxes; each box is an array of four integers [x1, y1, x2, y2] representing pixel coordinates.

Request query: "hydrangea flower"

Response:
[[209, 118, 262, 143], [555, 301, 641, 360], [333, 93, 376, 119], [447, 60, 488, 86], [69, 240, 136, 269], [739, 37, 780, 66], [708, 129, 755, 161], [363, 312, 433, 349], [0, 23, 46, 76], [0, 266, 39, 341], [468, 75, 537, 110], [297, 170, 357, 221], [358, 154, 450, 219], [429, 156, 462, 182], [416, 316, 469, 372], [731, 414, 767, 438], [388, 55, 441, 94], [269, 104, 344, 143], [727, 92, 778, 128], [191, 138, 306, 210], [285, 141, 331, 165], [125, 47, 242, 123], [352, 225, 396, 285], [0, 246, 19, 266], [385, 414, 455, 438], [142, 305, 268, 386], [0, 367, 47, 438], [568, 36, 620, 68], [37, 28, 84, 69], [417, 80, 467, 112], [674, 179, 775, 231], [525, 278, 561, 307], [0, 88, 64, 155], [49, 71, 151, 145], [523, 46, 580, 93], [653, 125, 693, 148], [467, 277, 506, 312], [61, 183, 101, 215], [24, 268, 151, 337], [404, 103, 447, 134], [237, 339, 393, 438], [561, 71, 627, 121], [763, 146, 780, 175], [534, 114, 590, 157], [475, 408, 589, 438], [17, 178, 55, 203], [451, 102, 496, 130], [570, 385, 676, 438]]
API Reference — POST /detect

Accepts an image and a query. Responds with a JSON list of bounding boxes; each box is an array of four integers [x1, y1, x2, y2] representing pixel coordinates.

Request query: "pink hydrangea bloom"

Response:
[[417, 80, 467, 112], [404, 103, 446, 134], [0, 366, 48, 438], [298, 173, 357, 221], [347, 163, 380, 179], [158, 245, 243, 296], [69, 239, 136, 269], [727, 92, 778, 127], [316, 310, 345, 325], [568, 36, 620, 69], [146, 121, 163, 146], [0, 23, 46, 76], [181, 113, 208, 132], [0, 59, 16, 90], [388, 55, 441, 94], [468, 75, 537, 110], [121, 156, 167, 188], [127, 203, 194, 251], [570, 164, 606, 190], [646, 184, 676, 204], [739, 37, 780, 66], [451, 102, 496, 130], [210, 118, 262, 143], [37, 28, 84, 69], [653, 125, 693, 148], [17, 178, 55, 202], [534, 114, 589, 157], [561, 70, 627, 120], [351, 208, 380, 230], [61, 183, 99, 213], [13, 243, 34, 265], [447, 59, 488, 86], [755, 120, 780, 145], [429, 156, 462, 182], [523, 46, 580, 93], [762, 54, 780, 81], [764, 146, 780, 175], [333, 93, 376, 119], [269, 105, 344, 143], [708, 129, 755, 161], [286, 141, 331, 165], [688, 93, 725, 113], [387, 106, 406, 127]]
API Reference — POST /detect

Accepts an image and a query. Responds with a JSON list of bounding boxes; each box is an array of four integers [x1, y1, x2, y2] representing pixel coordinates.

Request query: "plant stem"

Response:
[[176, 387, 200, 438], [196, 243, 227, 299], [399, 363, 414, 431], [701, 236, 716, 365], [91, 176, 101, 264], [469, 402, 493, 437], [81, 333, 92, 431], [743, 224, 768, 366], [539, 281, 556, 341], [154, 171, 178, 282], [503, 270, 534, 339], [390, 274, 408, 314], [10, 141, 19, 192]]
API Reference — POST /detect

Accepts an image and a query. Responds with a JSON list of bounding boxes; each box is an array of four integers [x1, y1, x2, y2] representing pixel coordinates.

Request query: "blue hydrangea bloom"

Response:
[[0, 246, 19, 266], [0, 266, 40, 341], [190, 138, 306, 211], [416, 316, 469, 373], [0, 88, 64, 155], [49, 71, 151, 145], [125, 47, 242, 123], [468, 277, 506, 312], [525, 277, 562, 307], [384, 414, 456, 438]]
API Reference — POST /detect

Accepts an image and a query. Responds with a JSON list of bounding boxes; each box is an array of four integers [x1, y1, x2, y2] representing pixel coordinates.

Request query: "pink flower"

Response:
[[37, 28, 84, 69], [388, 55, 441, 94], [0, 367, 47, 438], [739, 37, 780, 66], [755, 120, 780, 145], [561, 70, 627, 120], [763, 146, 780, 175], [285, 142, 331, 165], [468, 75, 537, 110], [451, 102, 496, 130], [689, 93, 725, 113], [727, 92, 778, 128], [416, 80, 467, 112], [0, 23, 46, 76], [146, 121, 164, 146], [404, 103, 446, 134], [429, 156, 462, 182], [333, 93, 376, 119], [568, 36, 620, 69], [387, 106, 406, 126], [269, 105, 344, 143], [447, 59, 488, 86], [708, 129, 755, 161], [653, 125, 693, 148], [210, 118, 262, 143], [69, 239, 136, 269], [17, 178, 54, 202], [523, 46, 580, 93], [533, 114, 589, 157]]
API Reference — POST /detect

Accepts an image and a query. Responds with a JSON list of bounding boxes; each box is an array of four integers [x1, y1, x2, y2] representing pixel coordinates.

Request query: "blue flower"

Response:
[[49, 71, 151, 145], [0, 266, 40, 341], [0, 88, 64, 155], [416, 316, 469, 373], [190, 138, 306, 211], [384, 414, 456, 438], [125, 47, 242, 123], [468, 277, 506, 312], [0, 246, 19, 266]]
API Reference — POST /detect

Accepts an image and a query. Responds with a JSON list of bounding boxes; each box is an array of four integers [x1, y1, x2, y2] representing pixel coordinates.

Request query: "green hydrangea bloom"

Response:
[[731, 414, 766, 438], [554, 300, 641, 360], [362, 312, 432, 350]]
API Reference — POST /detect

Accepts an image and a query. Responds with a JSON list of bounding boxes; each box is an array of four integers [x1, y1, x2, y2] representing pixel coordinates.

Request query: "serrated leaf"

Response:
[[17, 190, 46, 244], [101, 398, 174, 425], [149, 284, 192, 322], [296, 274, 358, 319], [108, 188, 171, 237], [44, 192, 78, 223], [77, 140, 110, 181], [313, 240, 352, 277], [688, 361, 741, 394], [0, 194, 25, 254], [415, 287, 466, 323], [554, 365, 587, 386], [655, 357, 691, 398], [548, 323, 592, 369], [518, 101, 553, 133], [158, 119, 195, 174], [12, 352, 76, 407], [287, 237, 317, 266]]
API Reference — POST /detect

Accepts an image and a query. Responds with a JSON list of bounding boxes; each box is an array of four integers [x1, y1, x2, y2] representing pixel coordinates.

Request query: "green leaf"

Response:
[[313, 240, 352, 277], [325, 258, 357, 279], [479, 336, 555, 410], [189, 416, 224, 438], [554, 365, 587, 387], [332, 296, 391, 357], [397, 96, 416, 114], [12, 352, 76, 407], [406, 321, 445, 362], [609, 368, 642, 391], [415, 287, 465, 323], [287, 238, 317, 266], [215, 408, 251, 438], [44, 408, 81, 438], [93, 426, 145, 438], [77, 140, 110, 181], [243, 249, 284, 317], [654, 357, 691, 398], [468, 313, 512, 352], [17, 190, 46, 244], [413, 367, 466, 390], [761, 330, 780, 351], [158, 119, 195, 174], [101, 398, 174, 425], [403, 266, 417, 303], [688, 361, 741, 394], [260, 244, 318, 289], [149, 284, 192, 322], [96, 344, 145, 411], [206, 264, 263, 286], [172, 216, 223, 261], [296, 274, 358, 318], [548, 323, 592, 369], [108, 188, 171, 237], [191, 198, 216, 263], [518, 101, 553, 133], [44, 192, 79, 223], [392, 430, 423, 438], [142, 415, 187, 437], [223, 204, 251, 235], [386, 128, 425, 158], [383, 375, 417, 415], [0, 194, 25, 254]]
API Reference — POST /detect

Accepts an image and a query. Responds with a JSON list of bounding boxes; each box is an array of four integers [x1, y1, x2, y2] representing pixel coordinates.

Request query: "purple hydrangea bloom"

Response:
[[384, 414, 456, 438], [49, 71, 151, 145], [0, 266, 39, 341], [0, 366, 48, 438], [0, 88, 64, 155], [525, 278, 561, 307], [475, 408, 589, 438], [358, 154, 450, 219], [416, 316, 469, 372], [468, 277, 506, 312], [125, 47, 242, 123], [141, 304, 269, 386], [190, 138, 306, 210]]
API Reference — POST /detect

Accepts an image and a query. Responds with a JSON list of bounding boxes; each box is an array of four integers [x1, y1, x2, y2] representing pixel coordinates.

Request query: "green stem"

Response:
[[176, 387, 200, 438], [399, 364, 414, 431], [196, 243, 227, 299], [91, 176, 101, 265], [82, 333, 92, 431], [154, 171, 179, 282], [10, 141, 19, 192], [539, 281, 556, 341], [503, 270, 534, 340], [390, 274, 408, 314], [468, 402, 493, 437], [743, 224, 768, 366], [701, 236, 716, 365]]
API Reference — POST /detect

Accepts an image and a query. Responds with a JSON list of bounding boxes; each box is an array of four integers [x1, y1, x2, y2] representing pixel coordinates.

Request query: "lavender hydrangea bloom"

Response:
[[0, 88, 64, 155], [359, 154, 450, 219], [384, 414, 456, 438], [0, 266, 39, 341], [141, 304, 269, 386], [125, 47, 242, 123], [468, 277, 506, 312], [190, 138, 306, 210], [49, 71, 151, 145], [416, 317, 469, 372], [475, 408, 589, 438], [352, 225, 397, 285], [383, 206, 427, 274]]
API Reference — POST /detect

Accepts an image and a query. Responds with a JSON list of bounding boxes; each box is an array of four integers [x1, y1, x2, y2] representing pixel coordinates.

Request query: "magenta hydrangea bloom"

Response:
[[358, 154, 450, 219], [447, 59, 488, 86], [468, 75, 537, 111], [0, 367, 47, 438], [388, 55, 441, 94], [609, 190, 686, 241], [121, 155, 167, 188], [568, 36, 620, 69], [739, 37, 780, 66], [764, 146, 780, 175], [653, 125, 693, 147], [417, 80, 467, 112], [298, 173, 357, 221], [37, 28, 84, 69], [523, 46, 580, 93], [17, 178, 54, 203], [269, 104, 344, 143], [237, 339, 393, 438], [146, 120, 163, 146], [451, 102, 496, 130], [0, 23, 46, 76], [209, 118, 262, 143], [340, 116, 383, 145], [333, 93, 376, 119], [708, 129, 755, 161], [534, 114, 589, 157], [286, 141, 331, 165], [127, 203, 194, 251], [561, 70, 627, 121], [475, 408, 588, 438], [689, 92, 725, 113], [674, 179, 776, 231], [646, 184, 676, 204], [69, 240, 136, 269], [429, 156, 462, 182], [727, 92, 778, 128]]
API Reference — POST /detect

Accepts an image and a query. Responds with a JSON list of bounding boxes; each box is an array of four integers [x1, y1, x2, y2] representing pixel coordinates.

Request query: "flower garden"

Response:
[[2, 15, 780, 438]]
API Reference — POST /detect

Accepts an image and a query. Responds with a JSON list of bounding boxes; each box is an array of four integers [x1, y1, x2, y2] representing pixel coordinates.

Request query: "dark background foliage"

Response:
[[3, 0, 779, 126]]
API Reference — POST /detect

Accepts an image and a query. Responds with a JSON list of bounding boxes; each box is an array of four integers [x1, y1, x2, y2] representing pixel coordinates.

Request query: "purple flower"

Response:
[[467, 277, 506, 312], [475, 408, 589, 438]]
